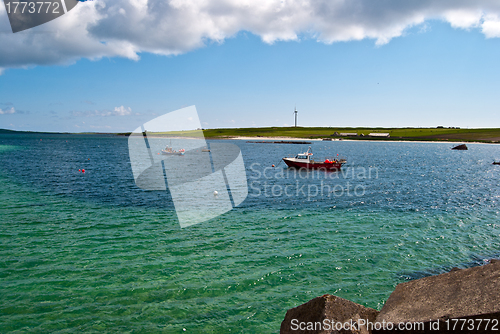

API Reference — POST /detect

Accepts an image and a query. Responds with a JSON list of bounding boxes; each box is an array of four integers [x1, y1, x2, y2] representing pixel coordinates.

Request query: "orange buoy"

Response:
[[272, 164, 275, 167]]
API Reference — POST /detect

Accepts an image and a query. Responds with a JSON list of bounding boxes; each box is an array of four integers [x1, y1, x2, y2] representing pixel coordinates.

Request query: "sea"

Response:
[[1, 132, 499, 333]]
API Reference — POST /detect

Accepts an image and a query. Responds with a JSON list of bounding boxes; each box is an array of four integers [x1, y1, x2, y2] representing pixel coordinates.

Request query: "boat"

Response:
[[452, 144, 468, 150], [282, 146, 346, 170], [161, 145, 185, 156], [493, 162, 500, 165]]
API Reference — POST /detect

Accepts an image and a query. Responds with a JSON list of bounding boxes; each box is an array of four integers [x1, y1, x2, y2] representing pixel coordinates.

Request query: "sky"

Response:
[[1, 0, 500, 132]]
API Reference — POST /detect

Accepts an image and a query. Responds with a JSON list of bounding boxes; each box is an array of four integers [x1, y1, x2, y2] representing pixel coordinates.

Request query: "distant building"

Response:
[[339, 133, 358, 136], [369, 133, 390, 138]]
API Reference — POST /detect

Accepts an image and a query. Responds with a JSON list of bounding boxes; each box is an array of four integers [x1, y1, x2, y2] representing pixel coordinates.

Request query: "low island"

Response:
[[202, 126, 500, 143]]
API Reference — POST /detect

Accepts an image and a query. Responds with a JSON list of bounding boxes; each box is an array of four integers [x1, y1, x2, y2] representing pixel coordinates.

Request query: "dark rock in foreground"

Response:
[[281, 261, 500, 333], [374, 261, 500, 333], [280, 294, 379, 334]]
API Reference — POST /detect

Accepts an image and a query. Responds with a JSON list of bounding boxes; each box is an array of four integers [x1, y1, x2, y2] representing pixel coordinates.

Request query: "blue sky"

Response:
[[1, 1, 500, 132]]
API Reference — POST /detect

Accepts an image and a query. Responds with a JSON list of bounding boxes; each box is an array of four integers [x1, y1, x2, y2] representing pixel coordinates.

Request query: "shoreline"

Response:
[[2, 128, 499, 144], [211, 135, 497, 145]]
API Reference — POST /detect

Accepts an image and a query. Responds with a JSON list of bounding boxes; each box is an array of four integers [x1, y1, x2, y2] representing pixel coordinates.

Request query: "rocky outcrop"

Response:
[[280, 294, 379, 334], [374, 261, 500, 333], [451, 144, 468, 150], [281, 261, 500, 333]]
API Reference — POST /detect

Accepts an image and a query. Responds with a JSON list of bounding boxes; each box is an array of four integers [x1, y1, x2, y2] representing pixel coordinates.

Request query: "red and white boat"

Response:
[[282, 147, 346, 170]]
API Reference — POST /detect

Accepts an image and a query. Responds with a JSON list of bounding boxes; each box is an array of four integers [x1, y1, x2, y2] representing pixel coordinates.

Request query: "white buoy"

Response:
[[213, 191, 218, 197]]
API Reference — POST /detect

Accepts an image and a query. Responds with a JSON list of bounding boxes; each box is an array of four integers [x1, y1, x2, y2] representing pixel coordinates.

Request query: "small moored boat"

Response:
[[282, 146, 346, 170], [493, 161, 500, 165], [161, 145, 185, 156]]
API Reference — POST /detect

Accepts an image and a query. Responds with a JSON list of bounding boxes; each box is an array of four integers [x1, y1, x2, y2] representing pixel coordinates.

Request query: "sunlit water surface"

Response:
[[1, 133, 499, 333]]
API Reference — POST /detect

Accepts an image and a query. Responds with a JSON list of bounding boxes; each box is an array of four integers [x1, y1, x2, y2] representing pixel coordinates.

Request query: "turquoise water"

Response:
[[1, 133, 499, 333]]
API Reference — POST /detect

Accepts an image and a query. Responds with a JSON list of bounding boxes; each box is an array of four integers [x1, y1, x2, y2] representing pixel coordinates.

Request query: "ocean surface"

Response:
[[1, 133, 499, 333]]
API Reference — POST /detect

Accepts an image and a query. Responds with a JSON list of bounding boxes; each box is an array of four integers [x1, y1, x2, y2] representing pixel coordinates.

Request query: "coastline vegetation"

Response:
[[2, 127, 500, 143], [201, 127, 500, 143]]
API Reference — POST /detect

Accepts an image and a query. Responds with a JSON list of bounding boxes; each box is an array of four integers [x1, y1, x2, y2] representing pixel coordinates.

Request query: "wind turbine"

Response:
[[294, 106, 298, 127]]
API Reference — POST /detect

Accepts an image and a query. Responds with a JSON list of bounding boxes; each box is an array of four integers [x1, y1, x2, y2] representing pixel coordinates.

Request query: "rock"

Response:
[[375, 261, 500, 333], [451, 144, 468, 150], [280, 294, 379, 334]]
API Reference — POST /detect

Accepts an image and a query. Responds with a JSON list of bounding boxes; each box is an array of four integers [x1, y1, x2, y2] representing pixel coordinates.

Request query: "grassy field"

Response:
[[2, 128, 500, 143], [202, 127, 500, 143]]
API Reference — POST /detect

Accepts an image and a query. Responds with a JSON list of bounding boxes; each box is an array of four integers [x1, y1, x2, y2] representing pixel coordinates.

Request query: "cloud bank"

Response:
[[1, 0, 500, 70], [73, 106, 133, 116], [0, 107, 16, 114]]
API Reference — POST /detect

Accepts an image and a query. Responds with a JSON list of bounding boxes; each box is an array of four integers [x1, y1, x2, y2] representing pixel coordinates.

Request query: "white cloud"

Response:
[[90, 125, 112, 129], [0, 107, 16, 114], [482, 14, 500, 38], [113, 106, 132, 116], [2, 0, 500, 69], [73, 105, 132, 116], [443, 9, 483, 29]]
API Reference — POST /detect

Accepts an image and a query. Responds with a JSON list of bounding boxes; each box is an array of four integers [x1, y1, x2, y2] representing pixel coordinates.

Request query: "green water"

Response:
[[1, 136, 499, 333]]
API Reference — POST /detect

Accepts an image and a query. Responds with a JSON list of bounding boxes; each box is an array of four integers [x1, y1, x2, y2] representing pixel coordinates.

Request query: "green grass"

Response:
[[202, 127, 500, 143], [2, 127, 500, 143]]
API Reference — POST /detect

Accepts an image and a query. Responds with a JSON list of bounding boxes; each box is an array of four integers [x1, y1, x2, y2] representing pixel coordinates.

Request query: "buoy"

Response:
[[82, 169, 85, 173], [213, 191, 218, 197], [272, 164, 275, 167], [78, 169, 81, 172]]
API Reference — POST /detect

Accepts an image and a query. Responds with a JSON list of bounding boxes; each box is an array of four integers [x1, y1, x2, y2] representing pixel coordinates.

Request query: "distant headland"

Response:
[[202, 126, 500, 143], [2, 127, 500, 143]]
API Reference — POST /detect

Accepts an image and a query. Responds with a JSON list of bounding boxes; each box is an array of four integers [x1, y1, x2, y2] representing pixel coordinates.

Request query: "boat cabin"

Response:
[[295, 153, 311, 161]]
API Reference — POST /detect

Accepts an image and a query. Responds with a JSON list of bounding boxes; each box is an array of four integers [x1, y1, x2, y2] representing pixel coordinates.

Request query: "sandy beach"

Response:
[[217, 136, 487, 145]]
